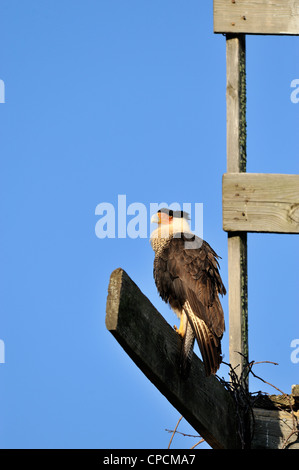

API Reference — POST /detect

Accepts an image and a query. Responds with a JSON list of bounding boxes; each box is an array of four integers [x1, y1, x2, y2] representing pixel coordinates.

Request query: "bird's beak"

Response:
[[151, 213, 160, 224]]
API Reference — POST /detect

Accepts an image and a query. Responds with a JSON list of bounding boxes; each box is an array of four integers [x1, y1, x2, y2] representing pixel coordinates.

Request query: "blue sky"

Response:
[[0, 1, 298, 449]]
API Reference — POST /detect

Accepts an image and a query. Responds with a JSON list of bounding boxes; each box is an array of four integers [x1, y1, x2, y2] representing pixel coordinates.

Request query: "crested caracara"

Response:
[[150, 208, 226, 377]]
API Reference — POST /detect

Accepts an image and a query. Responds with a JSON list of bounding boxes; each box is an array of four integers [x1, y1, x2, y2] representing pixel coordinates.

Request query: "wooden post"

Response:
[[226, 34, 249, 387]]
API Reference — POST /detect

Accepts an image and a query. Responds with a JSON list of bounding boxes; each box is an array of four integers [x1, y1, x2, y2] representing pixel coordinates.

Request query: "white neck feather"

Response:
[[150, 217, 192, 244], [172, 217, 192, 234]]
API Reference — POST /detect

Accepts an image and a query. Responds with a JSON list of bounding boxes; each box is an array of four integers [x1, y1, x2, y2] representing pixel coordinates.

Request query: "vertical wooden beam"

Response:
[[226, 34, 248, 389]]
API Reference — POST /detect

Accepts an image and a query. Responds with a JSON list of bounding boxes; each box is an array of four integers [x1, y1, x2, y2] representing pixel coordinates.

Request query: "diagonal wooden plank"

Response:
[[105, 268, 241, 449]]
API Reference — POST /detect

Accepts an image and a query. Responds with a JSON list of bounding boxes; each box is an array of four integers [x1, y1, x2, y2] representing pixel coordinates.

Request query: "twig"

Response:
[[251, 361, 278, 366], [167, 416, 183, 449], [219, 356, 299, 449], [166, 416, 205, 449], [190, 438, 205, 449], [282, 429, 299, 449], [165, 429, 200, 439], [166, 358, 298, 449]]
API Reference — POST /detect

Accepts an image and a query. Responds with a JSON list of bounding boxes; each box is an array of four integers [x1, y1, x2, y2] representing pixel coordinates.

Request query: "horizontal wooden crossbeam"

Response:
[[222, 173, 299, 233], [214, 0, 299, 36], [252, 386, 299, 449], [105, 268, 241, 449]]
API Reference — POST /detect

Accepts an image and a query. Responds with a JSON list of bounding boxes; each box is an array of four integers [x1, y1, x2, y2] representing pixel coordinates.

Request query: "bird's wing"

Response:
[[164, 233, 226, 338], [153, 233, 226, 376]]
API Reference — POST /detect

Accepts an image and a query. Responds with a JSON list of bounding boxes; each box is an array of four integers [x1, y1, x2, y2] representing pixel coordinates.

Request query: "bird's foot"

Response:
[[174, 324, 184, 338]]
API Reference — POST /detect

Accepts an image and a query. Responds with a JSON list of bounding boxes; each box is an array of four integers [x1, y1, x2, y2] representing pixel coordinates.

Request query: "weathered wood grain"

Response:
[[214, 0, 299, 35], [228, 232, 248, 378], [226, 35, 246, 173], [226, 35, 249, 386], [223, 173, 299, 233], [252, 408, 299, 449], [105, 268, 241, 449]]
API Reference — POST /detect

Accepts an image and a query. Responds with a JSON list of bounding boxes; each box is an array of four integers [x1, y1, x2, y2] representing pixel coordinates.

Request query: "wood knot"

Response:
[[288, 204, 299, 224]]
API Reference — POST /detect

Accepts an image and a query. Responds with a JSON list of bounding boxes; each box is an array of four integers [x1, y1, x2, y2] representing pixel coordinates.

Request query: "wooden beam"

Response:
[[252, 408, 299, 449], [105, 268, 241, 449], [226, 35, 247, 173], [214, 0, 299, 36], [227, 232, 248, 374], [223, 173, 299, 233], [226, 35, 249, 387], [251, 388, 299, 448]]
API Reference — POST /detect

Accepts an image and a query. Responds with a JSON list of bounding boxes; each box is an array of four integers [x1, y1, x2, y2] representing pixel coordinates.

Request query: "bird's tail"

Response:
[[183, 301, 222, 377]]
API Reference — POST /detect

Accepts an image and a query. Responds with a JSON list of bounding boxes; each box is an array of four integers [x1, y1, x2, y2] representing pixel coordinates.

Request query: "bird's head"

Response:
[[150, 208, 191, 239]]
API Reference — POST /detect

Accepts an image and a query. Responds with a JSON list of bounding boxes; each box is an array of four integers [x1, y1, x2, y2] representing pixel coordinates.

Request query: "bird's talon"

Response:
[[174, 325, 184, 338]]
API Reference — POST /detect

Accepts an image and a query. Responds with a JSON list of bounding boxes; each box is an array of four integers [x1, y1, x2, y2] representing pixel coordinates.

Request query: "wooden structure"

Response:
[[218, 0, 299, 445], [214, 0, 299, 35], [223, 173, 299, 234], [105, 1, 299, 449], [106, 269, 299, 449], [225, 32, 248, 384], [218, 0, 299, 384], [106, 269, 240, 449], [252, 385, 299, 449]]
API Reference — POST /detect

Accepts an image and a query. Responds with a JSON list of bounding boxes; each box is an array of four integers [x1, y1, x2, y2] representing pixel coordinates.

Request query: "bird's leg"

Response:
[[174, 312, 187, 338]]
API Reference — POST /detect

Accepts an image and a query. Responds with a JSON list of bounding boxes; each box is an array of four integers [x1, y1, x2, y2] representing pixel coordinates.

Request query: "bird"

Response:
[[150, 208, 226, 377]]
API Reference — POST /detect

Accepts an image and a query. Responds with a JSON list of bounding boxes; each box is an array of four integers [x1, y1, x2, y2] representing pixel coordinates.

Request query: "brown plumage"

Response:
[[151, 210, 226, 377]]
